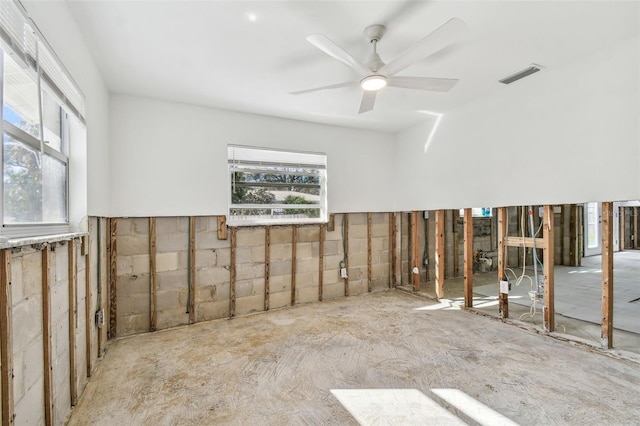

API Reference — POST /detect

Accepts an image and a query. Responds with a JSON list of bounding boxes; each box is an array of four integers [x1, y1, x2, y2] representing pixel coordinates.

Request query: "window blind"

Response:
[[228, 145, 326, 169]]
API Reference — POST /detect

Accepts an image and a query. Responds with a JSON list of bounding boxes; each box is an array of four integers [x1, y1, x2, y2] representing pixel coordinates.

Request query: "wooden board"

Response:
[[504, 236, 547, 250], [217, 216, 227, 240], [230, 227, 236, 317], [97, 218, 103, 357], [83, 232, 92, 377], [109, 218, 117, 338], [327, 214, 335, 232], [601, 202, 614, 348], [344, 214, 349, 297], [149, 218, 157, 331], [390, 212, 397, 288], [189, 217, 196, 324], [463, 209, 473, 308], [264, 227, 270, 310], [367, 213, 372, 293], [68, 240, 78, 406], [497, 207, 509, 319], [411, 211, 420, 292], [318, 224, 324, 301], [434, 210, 445, 299], [42, 245, 53, 426], [291, 225, 297, 306], [0, 250, 14, 426], [543, 205, 555, 332]]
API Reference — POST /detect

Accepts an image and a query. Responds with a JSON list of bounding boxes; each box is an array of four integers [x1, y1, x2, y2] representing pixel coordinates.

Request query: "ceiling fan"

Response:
[[291, 18, 468, 113]]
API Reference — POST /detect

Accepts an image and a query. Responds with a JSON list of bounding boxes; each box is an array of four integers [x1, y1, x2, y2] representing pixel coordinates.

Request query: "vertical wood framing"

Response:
[[569, 205, 578, 266], [97, 219, 104, 357], [497, 207, 509, 319], [188, 217, 196, 324], [229, 227, 236, 317], [453, 211, 459, 278], [619, 207, 625, 251], [264, 227, 270, 310], [68, 240, 78, 406], [463, 209, 473, 308], [394, 213, 401, 287], [0, 250, 14, 426], [390, 212, 397, 288], [327, 214, 335, 232], [109, 218, 117, 338], [411, 211, 420, 292], [344, 214, 349, 297], [318, 224, 324, 301], [291, 225, 297, 306], [83, 234, 92, 377], [149, 217, 157, 331], [601, 202, 614, 348], [543, 205, 555, 332], [434, 210, 445, 299], [217, 216, 228, 240], [635, 207, 639, 249], [367, 213, 372, 292], [42, 245, 53, 426]]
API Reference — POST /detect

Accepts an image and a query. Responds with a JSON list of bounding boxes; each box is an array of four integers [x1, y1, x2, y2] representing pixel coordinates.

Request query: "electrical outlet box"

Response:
[[499, 280, 509, 295], [95, 310, 104, 328], [340, 268, 348, 279], [423, 258, 429, 266]]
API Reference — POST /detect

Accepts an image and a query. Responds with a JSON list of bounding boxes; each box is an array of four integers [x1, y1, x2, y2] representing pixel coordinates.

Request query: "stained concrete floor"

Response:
[[68, 291, 640, 425]]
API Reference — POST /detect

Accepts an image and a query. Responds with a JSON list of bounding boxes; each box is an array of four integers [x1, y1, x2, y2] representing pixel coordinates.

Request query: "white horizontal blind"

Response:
[[228, 145, 326, 169], [0, 0, 85, 121]]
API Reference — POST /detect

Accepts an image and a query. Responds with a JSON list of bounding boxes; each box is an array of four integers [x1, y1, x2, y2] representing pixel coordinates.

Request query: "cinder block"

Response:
[[237, 228, 265, 246], [116, 218, 133, 236], [196, 249, 217, 268], [297, 286, 318, 304], [118, 292, 150, 316], [13, 346, 25, 400], [298, 226, 319, 242], [295, 272, 315, 289], [156, 217, 178, 234], [156, 307, 188, 330], [323, 282, 345, 300], [296, 242, 313, 259], [156, 252, 179, 272], [350, 252, 368, 268], [372, 213, 387, 225], [324, 254, 343, 270], [251, 245, 266, 263], [270, 244, 292, 261], [252, 278, 265, 297], [349, 280, 368, 296], [195, 284, 216, 304], [54, 247, 69, 282], [132, 218, 150, 235], [14, 376, 44, 426], [196, 231, 230, 250], [132, 254, 150, 275], [372, 223, 388, 238], [117, 255, 132, 275], [177, 217, 190, 233], [269, 290, 291, 310], [157, 233, 188, 253], [194, 216, 208, 233], [323, 269, 340, 285], [117, 235, 149, 256], [21, 251, 42, 299], [196, 267, 230, 287], [157, 270, 188, 291], [349, 213, 367, 225], [311, 241, 320, 258], [347, 267, 362, 281], [323, 240, 340, 256], [235, 247, 252, 264], [296, 257, 318, 274], [11, 255, 23, 302], [156, 290, 180, 311], [117, 313, 150, 337], [236, 263, 264, 281], [235, 280, 253, 298], [270, 259, 292, 277], [22, 335, 44, 392], [350, 224, 368, 239], [196, 300, 229, 321], [118, 274, 149, 296], [216, 248, 231, 266], [270, 226, 293, 244], [236, 294, 265, 315]]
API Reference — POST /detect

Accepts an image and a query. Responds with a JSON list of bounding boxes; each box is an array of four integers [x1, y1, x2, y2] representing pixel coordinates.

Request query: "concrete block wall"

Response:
[[5, 229, 101, 426], [110, 213, 393, 337]]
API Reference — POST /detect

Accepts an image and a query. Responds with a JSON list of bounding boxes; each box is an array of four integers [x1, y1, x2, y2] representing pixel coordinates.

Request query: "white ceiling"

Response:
[[66, 0, 639, 133]]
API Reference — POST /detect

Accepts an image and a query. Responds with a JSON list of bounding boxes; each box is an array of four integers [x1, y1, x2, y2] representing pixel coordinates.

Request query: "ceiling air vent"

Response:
[[499, 64, 543, 84]]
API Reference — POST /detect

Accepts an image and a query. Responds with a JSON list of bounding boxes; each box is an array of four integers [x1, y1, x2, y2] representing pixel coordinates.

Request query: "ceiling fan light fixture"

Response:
[[361, 75, 387, 91]]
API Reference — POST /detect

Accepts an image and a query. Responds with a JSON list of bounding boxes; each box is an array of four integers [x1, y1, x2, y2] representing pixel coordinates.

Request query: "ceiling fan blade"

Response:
[[387, 76, 459, 92], [359, 90, 377, 114], [290, 81, 357, 95], [306, 34, 370, 76], [378, 18, 468, 76]]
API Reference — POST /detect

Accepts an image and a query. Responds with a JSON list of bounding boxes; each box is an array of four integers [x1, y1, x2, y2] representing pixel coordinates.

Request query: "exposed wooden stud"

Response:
[[83, 232, 92, 377], [504, 236, 547, 250], [97, 218, 104, 357], [453, 211, 459, 278], [497, 207, 509, 319], [264, 227, 270, 310], [327, 214, 335, 232], [109, 218, 117, 338], [411, 211, 420, 292], [560, 205, 565, 263], [42, 245, 53, 426], [394, 213, 401, 287], [601, 202, 614, 348], [291, 225, 297, 306], [0, 250, 14, 426], [149, 217, 157, 331], [68, 240, 78, 406], [318, 224, 324, 301], [434, 210, 445, 299], [217, 216, 227, 240], [424, 213, 430, 283], [390, 212, 397, 288], [367, 213, 372, 292], [188, 217, 196, 324], [635, 207, 639, 249], [344, 214, 349, 297], [543, 205, 555, 332], [229, 227, 236, 317], [619, 207, 625, 251], [463, 209, 473, 308]]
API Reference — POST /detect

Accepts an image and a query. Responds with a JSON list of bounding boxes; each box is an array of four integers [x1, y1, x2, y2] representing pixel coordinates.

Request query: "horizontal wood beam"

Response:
[[504, 236, 547, 250]]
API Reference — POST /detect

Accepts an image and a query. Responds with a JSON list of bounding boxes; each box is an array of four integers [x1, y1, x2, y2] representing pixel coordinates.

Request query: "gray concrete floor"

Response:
[[68, 291, 640, 425], [409, 250, 640, 355]]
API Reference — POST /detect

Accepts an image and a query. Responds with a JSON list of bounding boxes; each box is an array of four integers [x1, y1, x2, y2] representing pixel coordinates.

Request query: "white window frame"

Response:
[[228, 145, 328, 226]]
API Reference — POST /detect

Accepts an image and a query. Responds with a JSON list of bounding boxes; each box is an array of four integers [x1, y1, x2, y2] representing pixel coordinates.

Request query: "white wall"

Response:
[[23, 0, 111, 217], [394, 36, 640, 211], [109, 95, 396, 217]]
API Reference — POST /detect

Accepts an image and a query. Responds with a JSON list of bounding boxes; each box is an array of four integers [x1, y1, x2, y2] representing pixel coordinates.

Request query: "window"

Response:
[[228, 145, 327, 226], [0, 0, 85, 237]]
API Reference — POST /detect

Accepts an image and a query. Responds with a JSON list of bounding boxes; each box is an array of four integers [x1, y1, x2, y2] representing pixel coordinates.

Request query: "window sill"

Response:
[[0, 232, 88, 250]]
